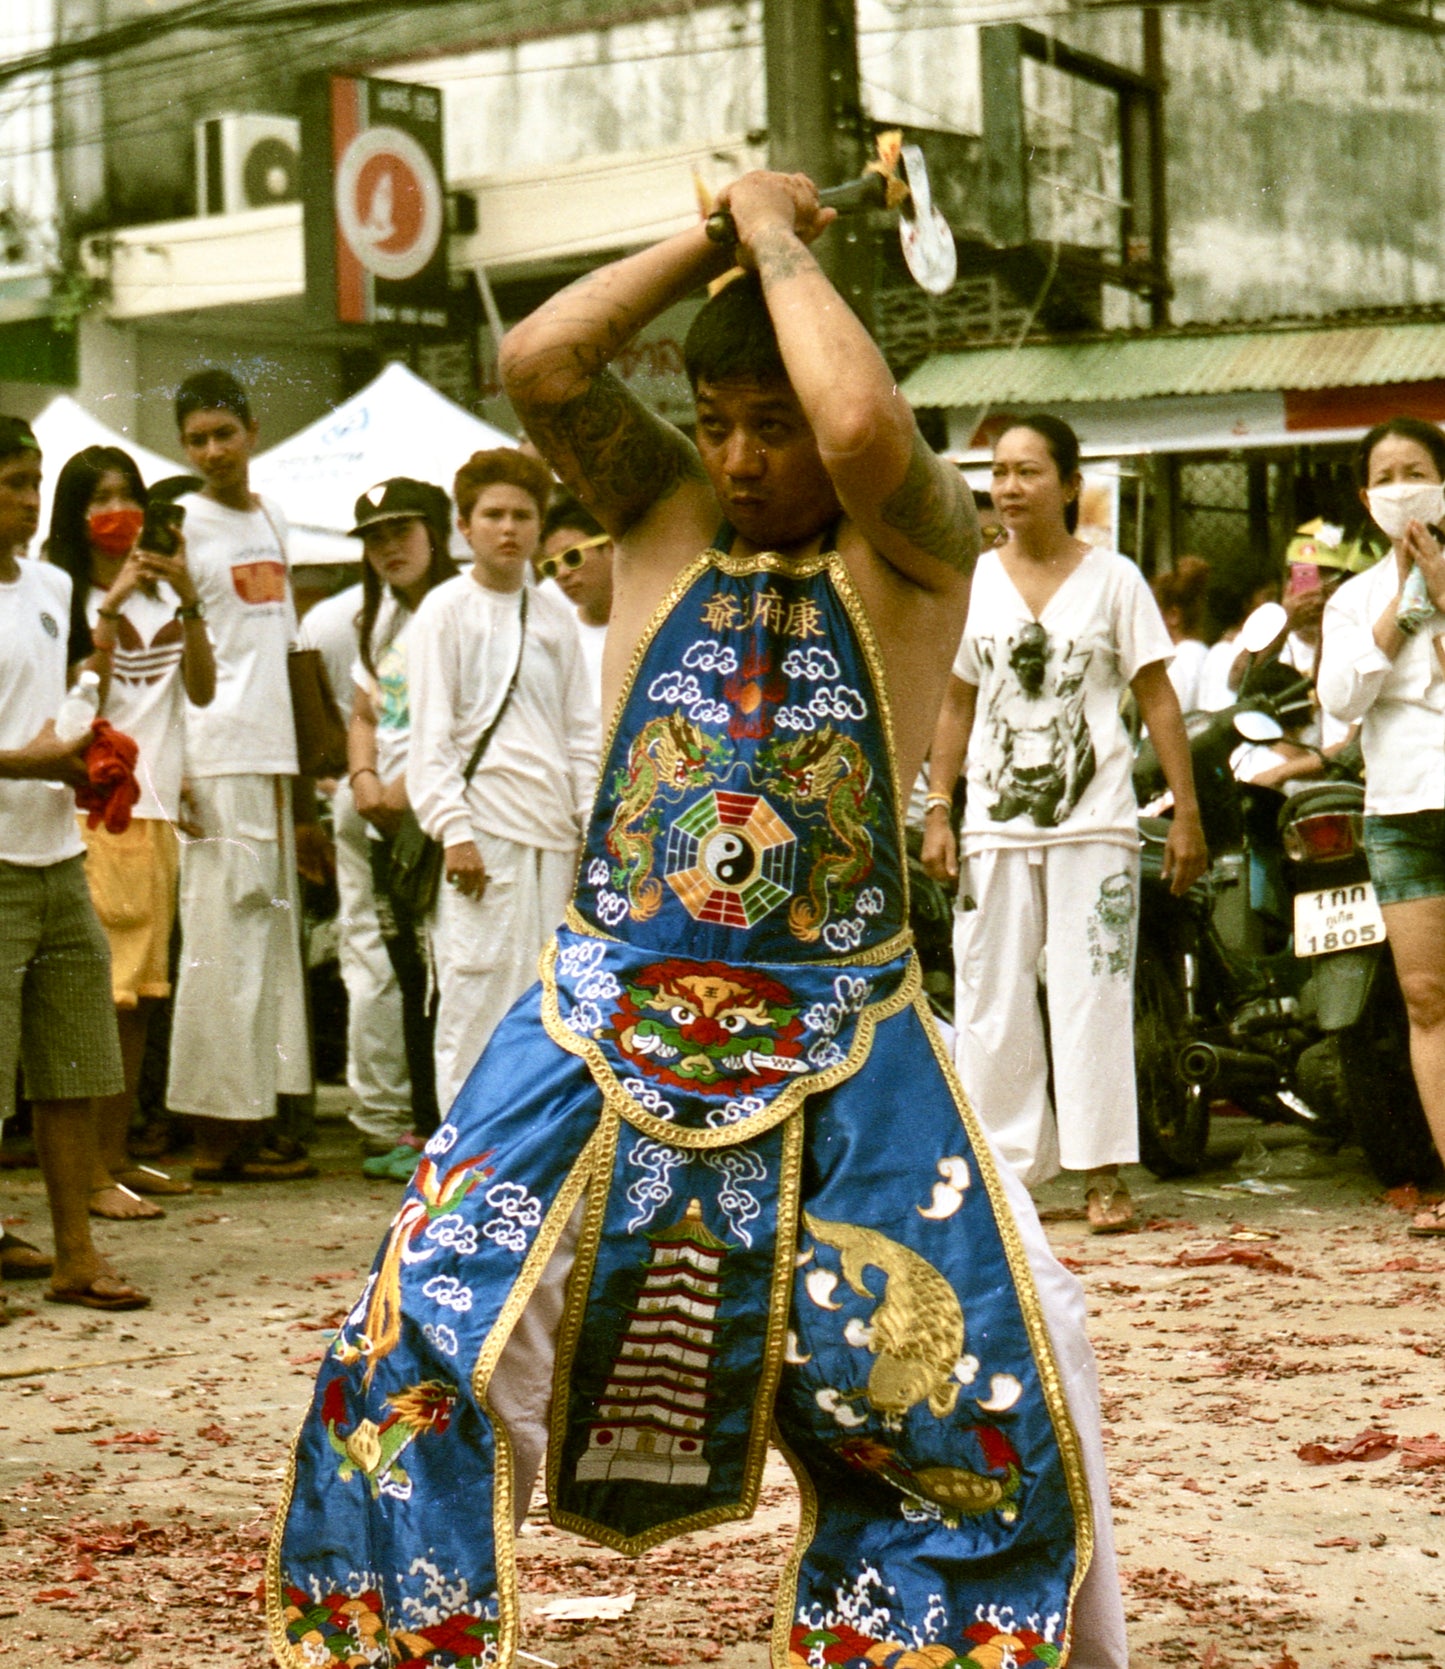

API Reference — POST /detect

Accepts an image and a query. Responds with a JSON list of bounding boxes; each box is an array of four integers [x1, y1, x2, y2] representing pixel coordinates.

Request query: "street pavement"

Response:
[[0, 1093, 1440, 1666]]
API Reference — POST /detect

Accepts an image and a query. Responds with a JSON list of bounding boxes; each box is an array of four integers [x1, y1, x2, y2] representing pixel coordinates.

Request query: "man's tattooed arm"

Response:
[[516, 369, 705, 535], [879, 430, 981, 578]]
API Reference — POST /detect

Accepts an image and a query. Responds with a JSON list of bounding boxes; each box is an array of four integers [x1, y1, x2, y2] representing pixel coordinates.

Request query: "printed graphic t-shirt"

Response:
[[0, 559, 84, 866], [953, 547, 1174, 853], [353, 595, 414, 799], [180, 493, 298, 778], [86, 583, 185, 820]]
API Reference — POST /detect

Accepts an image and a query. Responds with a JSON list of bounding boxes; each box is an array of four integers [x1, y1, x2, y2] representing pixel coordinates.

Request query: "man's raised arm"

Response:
[[718, 173, 979, 592], [499, 226, 731, 537]]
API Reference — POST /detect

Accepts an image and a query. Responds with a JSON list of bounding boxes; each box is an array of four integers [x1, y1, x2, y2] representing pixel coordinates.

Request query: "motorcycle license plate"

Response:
[[1293, 879, 1387, 957]]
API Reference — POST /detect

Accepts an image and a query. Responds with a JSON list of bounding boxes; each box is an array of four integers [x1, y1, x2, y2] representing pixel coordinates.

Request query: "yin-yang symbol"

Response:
[[701, 827, 756, 888]]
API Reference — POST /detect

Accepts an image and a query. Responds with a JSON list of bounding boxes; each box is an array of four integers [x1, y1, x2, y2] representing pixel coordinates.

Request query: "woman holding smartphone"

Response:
[[1319, 416, 1445, 1233], [48, 445, 215, 1220]]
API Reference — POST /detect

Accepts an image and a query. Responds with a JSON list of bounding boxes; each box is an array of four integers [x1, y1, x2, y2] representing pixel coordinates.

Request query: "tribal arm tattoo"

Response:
[[879, 430, 981, 578], [518, 369, 706, 535]]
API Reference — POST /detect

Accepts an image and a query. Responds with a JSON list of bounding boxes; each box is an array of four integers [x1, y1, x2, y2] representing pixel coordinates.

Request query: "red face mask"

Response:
[[88, 506, 145, 556]]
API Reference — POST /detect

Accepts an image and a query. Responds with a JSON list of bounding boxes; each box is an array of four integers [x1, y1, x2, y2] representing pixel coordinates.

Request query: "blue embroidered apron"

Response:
[[269, 535, 1093, 1669]]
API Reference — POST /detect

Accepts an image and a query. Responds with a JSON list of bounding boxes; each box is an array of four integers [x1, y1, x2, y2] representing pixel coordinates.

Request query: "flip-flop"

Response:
[[1086, 1180, 1139, 1234], [89, 1183, 165, 1221], [192, 1155, 317, 1183], [0, 1232, 53, 1281], [113, 1165, 193, 1197], [45, 1276, 151, 1312], [1408, 1201, 1445, 1238]]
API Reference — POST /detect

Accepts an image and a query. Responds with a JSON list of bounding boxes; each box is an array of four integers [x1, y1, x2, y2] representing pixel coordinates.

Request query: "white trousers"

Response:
[[429, 832, 575, 1116], [487, 1138, 1128, 1667], [953, 842, 1140, 1187], [167, 774, 311, 1121], [331, 782, 411, 1144]]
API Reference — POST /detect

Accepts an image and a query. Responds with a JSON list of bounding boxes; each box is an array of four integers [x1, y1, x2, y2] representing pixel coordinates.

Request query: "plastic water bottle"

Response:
[[55, 669, 101, 744]]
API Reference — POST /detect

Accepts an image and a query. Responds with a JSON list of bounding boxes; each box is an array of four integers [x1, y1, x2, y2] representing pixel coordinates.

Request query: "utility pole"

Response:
[[762, 0, 873, 328]]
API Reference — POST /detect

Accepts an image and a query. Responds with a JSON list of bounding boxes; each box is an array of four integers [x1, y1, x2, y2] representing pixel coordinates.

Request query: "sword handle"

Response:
[[703, 171, 890, 246]]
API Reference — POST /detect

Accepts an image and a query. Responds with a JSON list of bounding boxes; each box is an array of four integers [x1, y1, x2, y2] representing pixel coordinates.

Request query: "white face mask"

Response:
[[1366, 480, 1445, 541]]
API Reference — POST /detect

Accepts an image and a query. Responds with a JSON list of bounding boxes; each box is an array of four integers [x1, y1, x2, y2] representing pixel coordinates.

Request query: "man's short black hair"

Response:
[[0, 414, 39, 462], [542, 494, 603, 542], [683, 273, 787, 390], [175, 369, 252, 433]]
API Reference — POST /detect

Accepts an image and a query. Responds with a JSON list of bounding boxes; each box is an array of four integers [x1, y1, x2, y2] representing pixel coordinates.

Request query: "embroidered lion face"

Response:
[[609, 960, 806, 1093]]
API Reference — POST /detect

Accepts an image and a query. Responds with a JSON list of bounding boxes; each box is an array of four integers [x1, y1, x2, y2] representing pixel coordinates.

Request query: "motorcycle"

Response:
[[1131, 604, 1439, 1184]]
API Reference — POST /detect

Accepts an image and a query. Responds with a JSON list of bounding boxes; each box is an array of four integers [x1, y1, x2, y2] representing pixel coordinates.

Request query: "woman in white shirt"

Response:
[[49, 445, 215, 1222], [924, 416, 1208, 1231], [346, 479, 459, 1184], [1318, 416, 1445, 1234]]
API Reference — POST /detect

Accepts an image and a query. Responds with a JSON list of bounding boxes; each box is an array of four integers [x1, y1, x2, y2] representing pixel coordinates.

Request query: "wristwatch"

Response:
[[175, 600, 205, 621]]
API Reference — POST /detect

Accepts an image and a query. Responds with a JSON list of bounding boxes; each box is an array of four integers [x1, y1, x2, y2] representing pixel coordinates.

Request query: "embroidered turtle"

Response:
[[759, 728, 877, 941], [321, 1377, 459, 1498], [605, 713, 726, 919]]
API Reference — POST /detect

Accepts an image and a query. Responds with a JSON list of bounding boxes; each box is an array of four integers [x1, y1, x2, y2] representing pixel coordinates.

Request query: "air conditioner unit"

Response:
[[196, 113, 301, 216]]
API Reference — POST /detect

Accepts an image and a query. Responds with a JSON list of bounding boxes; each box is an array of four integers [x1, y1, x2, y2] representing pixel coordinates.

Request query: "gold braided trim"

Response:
[[819, 551, 913, 920], [769, 1424, 821, 1669], [471, 1124, 612, 1669], [561, 904, 913, 968], [546, 1107, 806, 1557], [913, 994, 1096, 1646], [266, 1413, 313, 1665], [539, 936, 922, 1150]]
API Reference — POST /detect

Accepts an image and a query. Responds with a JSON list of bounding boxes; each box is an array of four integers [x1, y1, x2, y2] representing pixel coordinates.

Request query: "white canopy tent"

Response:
[[251, 363, 518, 563], [26, 396, 184, 558]]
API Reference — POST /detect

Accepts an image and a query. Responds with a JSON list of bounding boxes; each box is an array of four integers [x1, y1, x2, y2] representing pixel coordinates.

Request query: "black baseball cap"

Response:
[[349, 478, 451, 546]]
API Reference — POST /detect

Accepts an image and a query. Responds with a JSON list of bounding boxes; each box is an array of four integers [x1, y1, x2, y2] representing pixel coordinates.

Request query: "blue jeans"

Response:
[[1363, 809, 1445, 906]]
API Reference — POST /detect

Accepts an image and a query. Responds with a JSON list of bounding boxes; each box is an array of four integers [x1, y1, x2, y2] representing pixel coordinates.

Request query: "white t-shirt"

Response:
[[1196, 636, 1238, 712], [353, 595, 414, 790], [1319, 556, 1445, 815], [86, 583, 186, 821], [406, 573, 599, 854], [296, 581, 363, 723], [954, 547, 1174, 852], [576, 618, 608, 714], [1166, 636, 1208, 713], [0, 560, 84, 866], [180, 492, 298, 778]]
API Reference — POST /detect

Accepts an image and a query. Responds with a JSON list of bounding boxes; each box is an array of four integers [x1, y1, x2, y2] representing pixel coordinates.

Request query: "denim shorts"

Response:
[[1362, 809, 1445, 907]]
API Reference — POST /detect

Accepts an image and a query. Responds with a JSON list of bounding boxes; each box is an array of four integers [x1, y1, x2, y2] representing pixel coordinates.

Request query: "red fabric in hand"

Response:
[[74, 718, 141, 834]]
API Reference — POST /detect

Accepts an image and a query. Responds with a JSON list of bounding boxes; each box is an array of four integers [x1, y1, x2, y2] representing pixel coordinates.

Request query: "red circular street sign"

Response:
[[334, 125, 443, 282]]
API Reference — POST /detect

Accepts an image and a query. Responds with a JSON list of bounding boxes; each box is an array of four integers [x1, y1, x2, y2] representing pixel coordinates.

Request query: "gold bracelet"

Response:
[[924, 792, 953, 813]]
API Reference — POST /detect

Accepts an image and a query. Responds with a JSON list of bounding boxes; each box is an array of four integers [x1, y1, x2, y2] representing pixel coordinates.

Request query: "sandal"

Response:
[[0, 1232, 53, 1281], [192, 1154, 317, 1183], [45, 1274, 150, 1312], [1085, 1175, 1138, 1235], [113, 1164, 192, 1197], [1408, 1199, 1445, 1238]]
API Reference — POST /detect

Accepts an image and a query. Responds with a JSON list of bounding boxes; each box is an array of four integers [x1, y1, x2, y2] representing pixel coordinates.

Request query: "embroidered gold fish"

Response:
[[803, 1213, 964, 1421]]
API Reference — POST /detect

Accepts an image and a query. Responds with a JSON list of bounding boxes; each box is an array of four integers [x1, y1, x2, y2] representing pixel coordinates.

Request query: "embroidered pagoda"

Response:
[[575, 1199, 727, 1488]]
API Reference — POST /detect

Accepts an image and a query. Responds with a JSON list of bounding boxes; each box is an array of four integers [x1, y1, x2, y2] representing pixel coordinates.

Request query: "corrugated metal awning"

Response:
[[901, 320, 1445, 408]]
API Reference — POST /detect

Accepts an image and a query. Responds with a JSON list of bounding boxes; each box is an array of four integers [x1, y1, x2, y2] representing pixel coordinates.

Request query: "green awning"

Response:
[[900, 320, 1445, 409]]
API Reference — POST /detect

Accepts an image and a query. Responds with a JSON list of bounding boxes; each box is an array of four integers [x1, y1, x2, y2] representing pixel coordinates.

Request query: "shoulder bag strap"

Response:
[[461, 586, 529, 786]]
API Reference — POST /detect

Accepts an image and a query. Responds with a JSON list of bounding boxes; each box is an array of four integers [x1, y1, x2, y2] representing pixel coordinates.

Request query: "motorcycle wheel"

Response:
[[1134, 933, 1211, 1177], [1332, 969, 1443, 1188]]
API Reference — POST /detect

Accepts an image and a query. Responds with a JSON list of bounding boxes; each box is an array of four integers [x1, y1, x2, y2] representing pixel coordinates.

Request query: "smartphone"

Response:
[[1285, 561, 1320, 597], [139, 498, 185, 556]]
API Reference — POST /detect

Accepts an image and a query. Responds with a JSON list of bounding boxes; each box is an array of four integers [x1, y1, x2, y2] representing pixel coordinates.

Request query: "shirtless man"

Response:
[[271, 172, 1126, 1669], [499, 170, 976, 789]]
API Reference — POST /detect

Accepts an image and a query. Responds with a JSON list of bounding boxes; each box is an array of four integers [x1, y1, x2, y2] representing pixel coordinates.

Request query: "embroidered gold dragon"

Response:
[[604, 713, 725, 919], [761, 728, 877, 941]]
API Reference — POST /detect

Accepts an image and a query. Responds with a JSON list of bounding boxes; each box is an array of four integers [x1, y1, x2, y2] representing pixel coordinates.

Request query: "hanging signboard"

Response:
[[302, 74, 448, 330]]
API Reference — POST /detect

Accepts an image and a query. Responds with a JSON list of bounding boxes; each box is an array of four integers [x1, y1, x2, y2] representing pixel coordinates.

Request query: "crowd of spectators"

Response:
[[0, 370, 611, 1318]]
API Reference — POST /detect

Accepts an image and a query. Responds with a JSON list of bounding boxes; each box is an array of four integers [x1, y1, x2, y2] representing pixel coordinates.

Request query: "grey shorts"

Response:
[[0, 854, 123, 1122]]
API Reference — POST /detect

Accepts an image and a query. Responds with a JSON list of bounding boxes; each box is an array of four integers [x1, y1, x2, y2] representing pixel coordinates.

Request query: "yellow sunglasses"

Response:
[[536, 531, 610, 581]]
